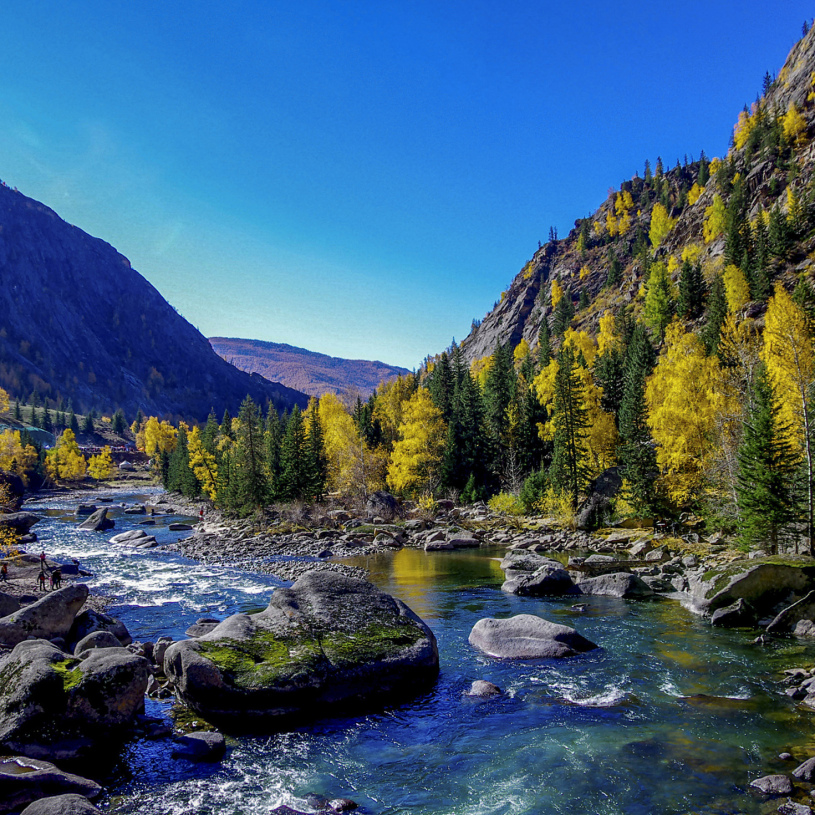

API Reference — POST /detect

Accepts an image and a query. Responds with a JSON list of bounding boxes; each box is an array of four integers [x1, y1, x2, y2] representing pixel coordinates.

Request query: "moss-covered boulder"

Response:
[[0, 640, 150, 760], [0, 585, 89, 648], [163, 571, 439, 730], [687, 557, 815, 616]]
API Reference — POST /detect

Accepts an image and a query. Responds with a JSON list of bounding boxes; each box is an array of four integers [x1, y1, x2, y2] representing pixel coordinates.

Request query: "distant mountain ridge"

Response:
[[209, 337, 411, 398], [0, 185, 309, 419]]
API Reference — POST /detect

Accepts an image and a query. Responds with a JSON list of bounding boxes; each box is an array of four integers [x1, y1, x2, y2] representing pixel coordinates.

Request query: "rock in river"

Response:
[[0, 757, 101, 815], [77, 509, 114, 532], [164, 571, 439, 730], [19, 795, 103, 815], [469, 614, 598, 659], [576, 572, 653, 598], [0, 585, 89, 648]]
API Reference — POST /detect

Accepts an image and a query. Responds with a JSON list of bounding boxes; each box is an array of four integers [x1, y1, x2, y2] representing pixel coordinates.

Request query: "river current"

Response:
[[23, 489, 815, 815]]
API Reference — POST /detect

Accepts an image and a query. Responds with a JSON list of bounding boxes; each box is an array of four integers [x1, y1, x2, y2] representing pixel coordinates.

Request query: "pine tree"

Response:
[[278, 404, 307, 501], [538, 320, 552, 368], [677, 260, 706, 320], [231, 396, 269, 511], [427, 351, 454, 421], [42, 406, 52, 433], [303, 401, 328, 501], [643, 263, 673, 338], [606, 248, 622, 288], [549, 345, 589, 506], [736, 365, 797, 552], [13, 401, 21, 422], [702, 273, 728, 355], [111, 408, 127, 435], [202, 409, 220, 453], [483, 343, 516, 443], [221, 408, 234, 440], [167, 425, 199, 497], [69, 409, 79, 435], [769, 205, 791, 257], [578, 289, 590, 310], [594, 346, 625, 423], [552, 292, 575, 336], [82, 411, 94, 435]]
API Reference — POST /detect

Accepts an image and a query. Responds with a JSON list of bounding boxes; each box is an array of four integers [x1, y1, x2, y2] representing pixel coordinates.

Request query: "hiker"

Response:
[[37, 571, 47, 591], [0, 562, 7, 582], [39, 551, 46, 571], [50, 569, 62, 590]]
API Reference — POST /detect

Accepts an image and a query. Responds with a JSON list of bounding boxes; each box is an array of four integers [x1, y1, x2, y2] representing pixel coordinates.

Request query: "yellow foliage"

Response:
[[373, 375, 416, 443], [782, 102, 807, 146], [470, 356, 494, 390], [709, 157, 722, 176], [0, 389, 9, 414], [617, 210, 632, 236], [387, 388, 446, 496], [703, 195, 727, 243], [597, 311, 618, 355], [87, 447, 114, 480], [319, 393, 386, 497], [487, 492, 524, 516], [138, 417, 177, 459], [537, 485, 576, 528], [46, 429, 86, 483], [513, 338, 531, 363], [723, 264, 750, 313], [562, 328, 597, 367], [645, 322, 727, 505], [522, 262, 534, 280], [500, 291, 507, 303], [605, 210, 618, 237], [761, 282, 815, 448], [0, 430, 37, 485], [667, 255, 680, 275], [188, 426, 218, 500], [733, 108, 756, 150], [532, 360, 558, 439], [649, 203, 676, 248], [592, 220, 604, 237], [687, 183, 705, 206], [551, 279, 564, 307], [579, 265, 590, 281], [681, 244, 703, 264]]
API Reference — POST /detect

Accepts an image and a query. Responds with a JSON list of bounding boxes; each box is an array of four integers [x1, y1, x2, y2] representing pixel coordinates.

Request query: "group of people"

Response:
[[36, 551, 62, 591]]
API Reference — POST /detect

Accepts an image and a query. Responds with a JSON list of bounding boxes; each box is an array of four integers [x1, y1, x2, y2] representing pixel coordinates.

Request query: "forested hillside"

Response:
[[0, 185, 308, 420]]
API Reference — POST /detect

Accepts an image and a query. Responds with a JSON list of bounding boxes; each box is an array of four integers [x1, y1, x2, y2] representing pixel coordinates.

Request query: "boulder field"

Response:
[[164, 571, 439, 730]]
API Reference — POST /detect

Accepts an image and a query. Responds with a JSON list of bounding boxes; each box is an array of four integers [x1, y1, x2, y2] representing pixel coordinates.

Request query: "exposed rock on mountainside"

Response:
[[458, 27, 815, 365], [210, 337, 411, 398], [0, 185, 308, 418]]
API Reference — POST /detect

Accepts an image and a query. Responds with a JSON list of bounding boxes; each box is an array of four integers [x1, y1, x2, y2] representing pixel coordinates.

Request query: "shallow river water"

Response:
[[24, 489, 815, 814]]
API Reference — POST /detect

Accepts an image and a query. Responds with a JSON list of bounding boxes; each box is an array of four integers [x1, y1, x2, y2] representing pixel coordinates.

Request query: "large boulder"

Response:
[[0, 584, 89, 648], [576, 572, 653, 598], [365, 491, 398, 521], [0, 757, 101, 815], [710, 598, 757, 628], [67, 608, 132, 648], [767, 590, 815, 635], [0, 640, 150, 760], [687, 559, 815, 616], [77, 509, 114, 532], [20, 794, 103, 815], [502, 563, 577, 596], [109, 529, 149, 544], [164, 572, 438, 730], [0, 512, 41, 534], [469, 614, 598, 659], [73, 630, 123, 657], [0, 590, 21, 617]]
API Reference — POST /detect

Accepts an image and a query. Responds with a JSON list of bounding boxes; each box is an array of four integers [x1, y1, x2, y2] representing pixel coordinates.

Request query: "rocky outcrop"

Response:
[[710, 598, 757, 628], [0, 512, 41, 534], [0, 757, 101, 815], [67, 609, 132, 648], [0, 585, 89, 647], [0, 640, 150, 760], [164, 572, 438, 730], [502, 563, 576, 596], [20, 794, 103, 815], [468, 614, 598, 659], [575, 572, 653, 598], [365, 492, 399, 521], [766, 590, 815, 635], [77, 509, 114, 532], [171, 731, 227, 762]]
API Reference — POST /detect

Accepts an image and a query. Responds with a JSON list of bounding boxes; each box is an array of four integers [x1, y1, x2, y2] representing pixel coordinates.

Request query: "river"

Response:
[[24, 488, 815, 814]]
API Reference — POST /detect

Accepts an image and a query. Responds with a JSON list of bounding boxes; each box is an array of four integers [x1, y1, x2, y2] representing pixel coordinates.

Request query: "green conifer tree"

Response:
[[677, 260, 706, 320], [278, 405, 307, 501], [231, 396, 269, 512], [537, 320, 552, 368], [702, 273, 728, 355]]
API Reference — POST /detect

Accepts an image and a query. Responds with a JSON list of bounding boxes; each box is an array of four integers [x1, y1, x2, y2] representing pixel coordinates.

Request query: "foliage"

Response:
[[643, 262, 673, 338], [46, 429, 86, 482], [487, 492, 524, 516], [649, 203, 676, 248], [87, 446, 114, 480], [0, 430, 38, 485], [703, 195, 727, 243], [723, 264, 751, 313]]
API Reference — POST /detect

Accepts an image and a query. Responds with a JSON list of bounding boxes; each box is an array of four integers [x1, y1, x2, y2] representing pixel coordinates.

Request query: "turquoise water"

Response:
[[25, 491, 815, 814]]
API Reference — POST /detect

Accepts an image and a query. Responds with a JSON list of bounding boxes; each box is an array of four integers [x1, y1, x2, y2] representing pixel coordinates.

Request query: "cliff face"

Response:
[[209, 337, 410, 399], [458, 26, 815, 364], [0, 186, 308, 419]]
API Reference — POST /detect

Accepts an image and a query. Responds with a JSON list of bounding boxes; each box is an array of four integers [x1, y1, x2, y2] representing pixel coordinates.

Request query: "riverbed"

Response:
[[23, 489, 815, 814]]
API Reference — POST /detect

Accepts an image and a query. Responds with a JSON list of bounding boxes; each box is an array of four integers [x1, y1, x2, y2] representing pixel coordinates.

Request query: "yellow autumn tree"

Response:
[[0, 429, 38, 484], [46, 429, 87, 482], [649, 203, 676, 248], [372, 374, 416, 447], [687, 183, 705, 206], [551, 279, 564, 307], [703, 195, 727, 243], [513, 338, 531, 364], [646, 321, 726, 505], [762, 282, 815, 549], [87, 446, 114, 480], [0, 389, 9, 415], [387, 388, 446, 497], [733, 107, 756, 150], [615, 190, 633, 236], [597, 311, 618, 355], [723, 264, 751, 313], [188, 426, 218, 500], [782, 102, 808, 147], [470, 355, 494, 390], [138, 417, 177, 459]]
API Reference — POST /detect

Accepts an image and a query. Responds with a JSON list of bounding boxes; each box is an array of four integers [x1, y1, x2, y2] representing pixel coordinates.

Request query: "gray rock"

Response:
[[767, 591, 815, 635], [73, 630, 123, 657], [502, 564, 577, 596], [171, 731, 226, 761], [0, 640, 150, 760], [169, 523, 193, 531], [0, 512, 41, 534], [793, 757, 815, 781], [0, 590, 20, 617], [499, 550, 560, 574], [74, 505, 97, 517], [645, 548, 667, 562], [576, 572, 653, 598], [109, 529, 148, 544], [164, 572, 438, 729], [749, 774, 793, 795], [444, 537, 480, 549], [134, 536, 158, 549], [185, 618, 220, 638], [0, 584, 89, 647], [794, 620, 815, 638], [77, 509, 114, 532], [365, 491, 398, 521], [710, 598, 756, 628], [0, 757, 101, 814], [20, 794, 103, 815], [468, 614, 598, 659], [466, 680, 502, 697], [118, 461, 135, 471], [124, 505, 146, 515], [777, 802, 812, 815], [153, 636, 174, 667], [68, 609, 132, 647]]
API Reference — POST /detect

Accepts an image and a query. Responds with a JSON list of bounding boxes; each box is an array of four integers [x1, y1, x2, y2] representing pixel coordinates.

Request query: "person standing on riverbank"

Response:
[[0, 562, 7, 582]]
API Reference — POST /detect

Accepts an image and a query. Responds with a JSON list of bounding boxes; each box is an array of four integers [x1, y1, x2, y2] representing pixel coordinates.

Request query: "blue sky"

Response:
[[1, 2, 812, 369]]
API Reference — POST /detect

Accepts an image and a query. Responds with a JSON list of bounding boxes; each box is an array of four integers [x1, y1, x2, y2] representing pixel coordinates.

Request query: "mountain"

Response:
[[0, 186, 308, 419], [209, 337, 411, 399], [457, 26, 815, 364]]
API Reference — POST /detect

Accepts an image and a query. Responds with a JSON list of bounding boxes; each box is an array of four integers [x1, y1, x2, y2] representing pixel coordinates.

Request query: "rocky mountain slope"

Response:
[[458, 25, 815, 364], [209, 337, 410, 399], [0, 186, 308, 419]]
